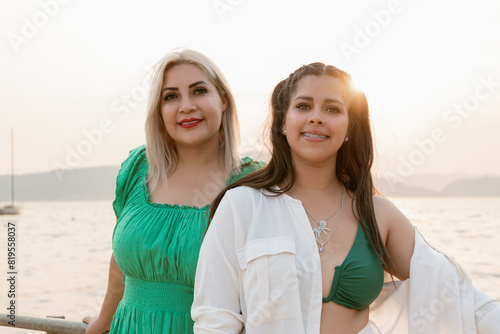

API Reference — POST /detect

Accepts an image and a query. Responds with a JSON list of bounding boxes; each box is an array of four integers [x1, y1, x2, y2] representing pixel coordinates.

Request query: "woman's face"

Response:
[[160, 63, 227, 149], [283, 74, 349, 166]]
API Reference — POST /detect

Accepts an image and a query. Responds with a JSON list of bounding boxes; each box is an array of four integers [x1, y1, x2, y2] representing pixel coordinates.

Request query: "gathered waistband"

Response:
[[121, 276, 194, 312]]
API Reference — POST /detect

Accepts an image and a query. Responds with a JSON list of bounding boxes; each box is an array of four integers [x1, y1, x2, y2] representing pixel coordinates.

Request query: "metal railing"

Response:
[[0, 314, 109, 334]]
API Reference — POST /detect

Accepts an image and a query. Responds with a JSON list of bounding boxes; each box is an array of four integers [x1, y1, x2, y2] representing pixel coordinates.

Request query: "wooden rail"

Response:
[[0, 314, 109, 334]]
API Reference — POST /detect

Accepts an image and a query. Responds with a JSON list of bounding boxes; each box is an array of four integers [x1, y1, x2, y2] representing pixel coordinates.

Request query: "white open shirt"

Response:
[[192, 186, 500, 334]]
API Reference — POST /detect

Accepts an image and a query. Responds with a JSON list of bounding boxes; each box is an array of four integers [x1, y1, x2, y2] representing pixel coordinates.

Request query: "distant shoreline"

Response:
[[1, 166, 500, 201]]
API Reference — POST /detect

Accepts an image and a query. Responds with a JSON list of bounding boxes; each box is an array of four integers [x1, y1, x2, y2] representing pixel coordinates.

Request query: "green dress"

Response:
[[110, 146, 264, 333]]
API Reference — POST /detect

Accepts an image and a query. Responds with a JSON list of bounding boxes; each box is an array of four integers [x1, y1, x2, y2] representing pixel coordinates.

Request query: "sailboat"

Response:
[[0, 129, 22, 215]]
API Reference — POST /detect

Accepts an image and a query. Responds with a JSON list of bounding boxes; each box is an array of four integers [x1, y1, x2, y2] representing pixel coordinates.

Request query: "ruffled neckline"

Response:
[[140, 153, 257, 211]]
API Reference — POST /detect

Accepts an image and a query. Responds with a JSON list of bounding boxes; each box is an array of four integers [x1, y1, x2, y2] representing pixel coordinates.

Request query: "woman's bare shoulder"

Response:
[[372, 195, 405, 223]]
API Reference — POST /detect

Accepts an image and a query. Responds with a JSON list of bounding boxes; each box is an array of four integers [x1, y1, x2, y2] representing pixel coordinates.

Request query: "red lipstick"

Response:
[[178, 118, 203, 128]]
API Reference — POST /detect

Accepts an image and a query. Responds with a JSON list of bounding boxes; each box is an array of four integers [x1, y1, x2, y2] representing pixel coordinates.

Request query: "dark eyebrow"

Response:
[[189, 81, 208, 88], [294, 96, 313, 101], [163, 81, 208, 92], [294, 95, 345, 106], [325, 98, 345, 106]]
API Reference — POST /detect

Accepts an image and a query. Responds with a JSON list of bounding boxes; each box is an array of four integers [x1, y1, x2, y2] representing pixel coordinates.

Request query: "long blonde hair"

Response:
[[144, 48, 241, 190]]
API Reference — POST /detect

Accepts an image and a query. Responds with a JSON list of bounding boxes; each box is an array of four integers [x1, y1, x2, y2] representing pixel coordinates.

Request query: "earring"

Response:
[[282, 128, 287, 135], [219, 130, 224, 144], [344, 137, 348, 142]]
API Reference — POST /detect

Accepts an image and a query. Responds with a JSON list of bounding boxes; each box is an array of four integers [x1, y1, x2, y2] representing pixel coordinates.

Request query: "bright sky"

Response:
[[1, 0, 499, 181]]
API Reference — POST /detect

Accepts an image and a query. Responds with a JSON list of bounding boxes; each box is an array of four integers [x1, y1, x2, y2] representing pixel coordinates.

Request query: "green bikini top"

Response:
[[322, 223, 384, 310]]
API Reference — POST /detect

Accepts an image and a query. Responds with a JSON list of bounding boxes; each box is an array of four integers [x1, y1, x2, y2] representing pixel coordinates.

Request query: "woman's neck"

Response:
[[175, 138, 221, 170], [151, 138, 226, 207], [290, 156, 341, 195]]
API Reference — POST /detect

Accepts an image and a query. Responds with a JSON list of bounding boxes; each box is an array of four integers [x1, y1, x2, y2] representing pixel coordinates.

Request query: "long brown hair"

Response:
[[209, 62, 392, 272]]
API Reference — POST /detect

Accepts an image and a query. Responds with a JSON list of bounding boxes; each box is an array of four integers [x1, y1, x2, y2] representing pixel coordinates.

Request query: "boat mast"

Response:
[[11, 128, 14, 207]]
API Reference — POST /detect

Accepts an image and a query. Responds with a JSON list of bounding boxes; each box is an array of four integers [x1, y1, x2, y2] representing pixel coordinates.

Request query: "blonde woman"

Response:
[[83, 48, 264, 333]]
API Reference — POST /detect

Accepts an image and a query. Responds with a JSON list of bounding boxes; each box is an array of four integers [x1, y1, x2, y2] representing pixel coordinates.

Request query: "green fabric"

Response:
[[110, 146, 265, 333], [322, 223, 384, 309]]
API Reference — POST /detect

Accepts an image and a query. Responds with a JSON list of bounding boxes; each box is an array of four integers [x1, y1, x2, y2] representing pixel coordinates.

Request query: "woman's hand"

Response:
[[82, 314, 110, 334], [81, 253, 124, 334]]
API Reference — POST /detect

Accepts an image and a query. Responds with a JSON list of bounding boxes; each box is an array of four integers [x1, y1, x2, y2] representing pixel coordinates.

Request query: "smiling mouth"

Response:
[[302, 132, 328, 139], [180, 120, 201, 125], [178, 119, 203, 129]]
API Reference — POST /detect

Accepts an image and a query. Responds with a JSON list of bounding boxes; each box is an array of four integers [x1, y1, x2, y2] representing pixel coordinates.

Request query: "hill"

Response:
[[1, 167, 499, 201], [0, 166, 119, 201]]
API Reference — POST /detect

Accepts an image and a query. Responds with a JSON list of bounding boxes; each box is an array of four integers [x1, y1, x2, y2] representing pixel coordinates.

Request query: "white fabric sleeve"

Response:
[[192, 192, 244, 334], [474, 286, 500, 334], [371, 228, 500, 334]]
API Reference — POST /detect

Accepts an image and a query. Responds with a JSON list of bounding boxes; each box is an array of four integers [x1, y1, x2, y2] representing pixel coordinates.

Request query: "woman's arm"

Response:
[[192, 193, 244, 334], [374, 196, 500, 333], [82, 253, 124, 334], [373, 195, 415, 280]]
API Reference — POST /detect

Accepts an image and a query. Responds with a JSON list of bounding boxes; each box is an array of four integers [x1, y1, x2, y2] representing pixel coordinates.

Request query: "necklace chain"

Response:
[[289, 185, 345, 252]]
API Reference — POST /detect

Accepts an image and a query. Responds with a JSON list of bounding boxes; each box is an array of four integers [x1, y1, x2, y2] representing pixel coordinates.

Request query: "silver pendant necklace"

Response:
[[289, 185, 345, 252]]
